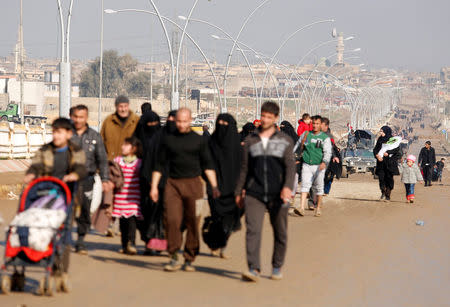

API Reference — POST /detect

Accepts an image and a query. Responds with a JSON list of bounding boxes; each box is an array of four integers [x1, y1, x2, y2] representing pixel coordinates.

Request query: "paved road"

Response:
[[0, 97, 449, 306]]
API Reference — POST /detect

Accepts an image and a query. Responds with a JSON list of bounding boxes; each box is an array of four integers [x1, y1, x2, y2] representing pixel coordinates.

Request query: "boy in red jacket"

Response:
[[297, 113, 312, 136]]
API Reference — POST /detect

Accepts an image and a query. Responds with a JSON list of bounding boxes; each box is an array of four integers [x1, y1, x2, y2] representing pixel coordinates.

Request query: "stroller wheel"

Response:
[[11, 272, 25, 292], [1, 275, 11, 294], [37, 276, 55, 296]]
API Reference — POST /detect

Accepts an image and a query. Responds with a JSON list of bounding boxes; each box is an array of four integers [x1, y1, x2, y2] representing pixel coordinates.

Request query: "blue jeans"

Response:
[[404, 183, 415, 199], [324, 178, 333, 195]]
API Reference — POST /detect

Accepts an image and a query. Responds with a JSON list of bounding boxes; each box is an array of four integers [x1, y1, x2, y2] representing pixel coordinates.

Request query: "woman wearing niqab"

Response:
[[205, 113, 242, 258]]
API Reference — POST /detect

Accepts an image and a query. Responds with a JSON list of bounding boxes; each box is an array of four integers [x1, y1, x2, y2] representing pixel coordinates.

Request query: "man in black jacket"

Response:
[[70, 105, 111, 254], [418, 141, 436, 186], [235, 101, 295, 282]]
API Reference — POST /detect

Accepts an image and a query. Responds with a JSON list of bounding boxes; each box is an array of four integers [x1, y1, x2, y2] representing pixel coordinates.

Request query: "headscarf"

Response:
[[240, 122, 255, 142], [135, 111, 161, 152], [210, 113, 241, 195], [379, 126, 392, 144], [164, 110, 178, 135], [280, 120, 298, 143]]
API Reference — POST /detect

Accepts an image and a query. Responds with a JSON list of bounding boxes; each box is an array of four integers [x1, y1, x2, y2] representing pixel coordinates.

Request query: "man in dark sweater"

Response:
[[150, 108, 219, 272], [418, 141, 436, 186], [235, 101, 295, 282]]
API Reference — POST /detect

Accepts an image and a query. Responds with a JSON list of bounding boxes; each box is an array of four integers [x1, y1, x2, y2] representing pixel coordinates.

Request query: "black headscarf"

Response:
[[135, 111, 161, 152], [210, 113, 241, 196], [379, 126, 392, 144], [280, 120, 298, 143], [240, 122, 256, 142], [164, 110, 178, 135]]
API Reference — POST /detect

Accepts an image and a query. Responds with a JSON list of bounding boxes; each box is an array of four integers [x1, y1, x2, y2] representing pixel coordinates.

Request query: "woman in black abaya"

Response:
[[373, 125, 401, 201], [205, 113, 242, 258], [135, 111, 166, 254]]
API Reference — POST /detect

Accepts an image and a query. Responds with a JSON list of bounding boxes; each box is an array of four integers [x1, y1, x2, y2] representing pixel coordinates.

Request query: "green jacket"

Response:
[[296, 131, 332, 165]]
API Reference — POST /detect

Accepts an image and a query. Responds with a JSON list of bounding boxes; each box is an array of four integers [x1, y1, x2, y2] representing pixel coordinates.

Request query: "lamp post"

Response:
[[105, 8, 223, 112], [57, 0, 74, 118], [257, 19, 335, 108], [98, 0, 104, 129], [145, 1, 176, 110], [175, 0, 199, 111], [179, 16, 260, 115], [223, 0, 272, 112]]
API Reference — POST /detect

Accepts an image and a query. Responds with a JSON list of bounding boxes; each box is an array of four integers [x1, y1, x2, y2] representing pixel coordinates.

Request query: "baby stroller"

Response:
[[1, 177, 74, 295]]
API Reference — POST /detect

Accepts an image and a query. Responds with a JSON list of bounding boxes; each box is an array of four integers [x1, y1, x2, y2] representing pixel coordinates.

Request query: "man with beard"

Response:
[[206, 114, 241, 259], [101, 95, 140, 160], [150, 108, 219, 272], [101, 95, 139, 237]]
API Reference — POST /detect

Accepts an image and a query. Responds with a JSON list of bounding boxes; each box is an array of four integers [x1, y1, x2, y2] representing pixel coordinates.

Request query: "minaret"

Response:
[[336, 32, 345, 66]]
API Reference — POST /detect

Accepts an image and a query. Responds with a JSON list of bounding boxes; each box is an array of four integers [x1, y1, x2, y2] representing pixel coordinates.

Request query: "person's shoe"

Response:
[[242, 269, 260, 282], [183, 261, 196, 272], [385, 196, 390, 202], [220, 251, 231, 260], [308, 199, 315, 210], [380, 193, 385, 201], [106, 227, 114, 237], [126, 242, 137, 255], [428, 183, 432, 187], [410, 199, 414, 204], [164, 259, 182, 272], [314, 208, 322, 217], [293, 208, 305, 216], [75, 241, 88, 255], [271, 268, 283, 281], [211, 249, 220, 257]]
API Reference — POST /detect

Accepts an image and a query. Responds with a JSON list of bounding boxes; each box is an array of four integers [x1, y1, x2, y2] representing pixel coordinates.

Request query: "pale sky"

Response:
[[0, 0, 449, 72]]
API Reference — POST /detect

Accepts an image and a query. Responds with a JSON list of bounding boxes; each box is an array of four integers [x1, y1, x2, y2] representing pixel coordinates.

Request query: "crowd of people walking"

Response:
[[22, 96, 446, 283]]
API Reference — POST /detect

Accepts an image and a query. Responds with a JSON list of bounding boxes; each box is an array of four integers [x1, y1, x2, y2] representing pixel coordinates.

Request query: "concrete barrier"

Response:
[[0, 122, 52, 159]]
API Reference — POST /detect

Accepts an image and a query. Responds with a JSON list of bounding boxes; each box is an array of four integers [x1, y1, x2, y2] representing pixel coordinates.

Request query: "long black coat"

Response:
[[373, 138, 402, 176]]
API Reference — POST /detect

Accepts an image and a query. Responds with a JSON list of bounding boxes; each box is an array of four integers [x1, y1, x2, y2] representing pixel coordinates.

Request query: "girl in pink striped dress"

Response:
[[113, 137, 142, 255]]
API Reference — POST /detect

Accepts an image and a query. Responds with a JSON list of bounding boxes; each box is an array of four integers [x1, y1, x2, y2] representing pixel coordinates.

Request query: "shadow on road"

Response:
[[334, 197, 405, 204], [90, 255, 241, 280]]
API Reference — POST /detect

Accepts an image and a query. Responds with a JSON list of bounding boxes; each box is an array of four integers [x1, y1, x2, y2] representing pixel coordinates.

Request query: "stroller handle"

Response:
[[19, 177, 73, 212]]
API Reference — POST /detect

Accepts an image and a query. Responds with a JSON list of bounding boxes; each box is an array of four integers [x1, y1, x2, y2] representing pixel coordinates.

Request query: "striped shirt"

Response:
[[112, 156, 142, 218]]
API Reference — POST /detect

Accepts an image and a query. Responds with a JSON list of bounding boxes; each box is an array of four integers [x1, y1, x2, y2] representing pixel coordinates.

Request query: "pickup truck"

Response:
[[0, 103, 47, 125]]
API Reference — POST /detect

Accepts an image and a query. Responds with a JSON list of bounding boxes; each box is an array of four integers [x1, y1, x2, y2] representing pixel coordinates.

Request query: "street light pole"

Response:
[[98, 0, 104, 129], [105, 9, 223, 112], [146, 0, 176, 110], [175, 0, 199, 111], [57, 0, 74, 118], [223, 0, 272, 113], [19, 0, 24, 124]]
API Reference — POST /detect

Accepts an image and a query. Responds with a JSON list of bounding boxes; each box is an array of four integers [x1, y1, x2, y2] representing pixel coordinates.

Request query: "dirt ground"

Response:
[[0, 93, 449, 306]]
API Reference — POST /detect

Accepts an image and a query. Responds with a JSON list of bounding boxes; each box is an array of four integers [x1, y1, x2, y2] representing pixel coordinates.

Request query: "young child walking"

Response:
[[400, 154, 423, 203], [112, 137, 142, 255]]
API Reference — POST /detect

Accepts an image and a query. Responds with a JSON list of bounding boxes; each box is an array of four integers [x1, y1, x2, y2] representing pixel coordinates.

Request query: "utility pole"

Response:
[[19, 0, 24, 124], [57, 0, 74, 118], [184, 44, 188, 106], [98, 0, 104, 129]]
